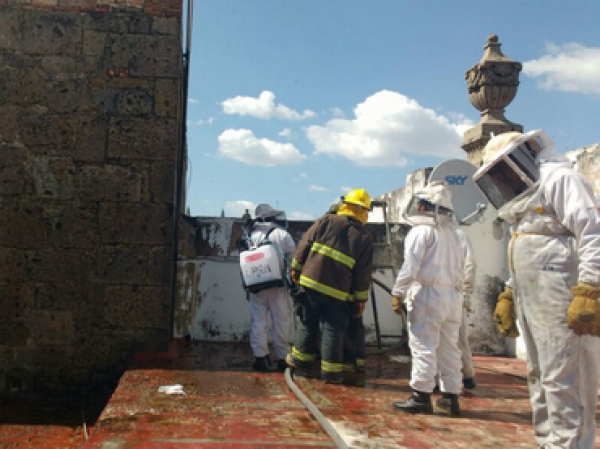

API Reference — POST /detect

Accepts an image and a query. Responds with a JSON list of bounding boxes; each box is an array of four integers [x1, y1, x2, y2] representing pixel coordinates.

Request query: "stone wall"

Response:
[[0, 0, 182, 396]]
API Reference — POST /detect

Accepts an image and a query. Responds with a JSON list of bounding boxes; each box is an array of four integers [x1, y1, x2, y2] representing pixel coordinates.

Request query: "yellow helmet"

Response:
[[343, 188, 372, 210]]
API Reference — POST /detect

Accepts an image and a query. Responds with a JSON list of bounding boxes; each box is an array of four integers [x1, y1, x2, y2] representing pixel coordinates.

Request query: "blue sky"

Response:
[[185, 1, 600, 220]]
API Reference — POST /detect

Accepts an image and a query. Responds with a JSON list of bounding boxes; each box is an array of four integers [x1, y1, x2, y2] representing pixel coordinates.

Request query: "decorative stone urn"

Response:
[[462, 34, 523, 166]]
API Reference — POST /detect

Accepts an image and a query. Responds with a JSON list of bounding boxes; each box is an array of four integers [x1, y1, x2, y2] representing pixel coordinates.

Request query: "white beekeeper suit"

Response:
[[474, 130, 600, 449], [248, 204, 296, 372], [456, 227, 477, 386], [391, 181, 464, 416]]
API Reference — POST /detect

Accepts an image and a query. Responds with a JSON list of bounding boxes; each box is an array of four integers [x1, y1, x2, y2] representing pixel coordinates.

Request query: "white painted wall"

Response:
[[181, 143, 600, 357]]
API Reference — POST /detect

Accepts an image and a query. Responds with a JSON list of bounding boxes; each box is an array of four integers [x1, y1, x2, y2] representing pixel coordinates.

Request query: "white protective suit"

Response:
[[392, 183, 464, 395], [456, 228, 477, 380], [490, 138, 600, 448], [248, 221, 296, 361]]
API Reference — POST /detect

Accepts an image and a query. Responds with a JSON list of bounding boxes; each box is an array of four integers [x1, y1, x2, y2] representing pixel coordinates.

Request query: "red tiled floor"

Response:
[[3, 342, 600, 448]]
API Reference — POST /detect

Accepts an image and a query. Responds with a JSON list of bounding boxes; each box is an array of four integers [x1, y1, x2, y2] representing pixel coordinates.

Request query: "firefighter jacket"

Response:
[[291, 213, 374, 302]]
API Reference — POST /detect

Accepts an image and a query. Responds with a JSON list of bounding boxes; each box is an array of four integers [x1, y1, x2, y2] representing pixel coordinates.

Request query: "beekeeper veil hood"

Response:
[[254, 203, 288, 228], [403, 180, 455, 227], [473, 129, 555, 222]]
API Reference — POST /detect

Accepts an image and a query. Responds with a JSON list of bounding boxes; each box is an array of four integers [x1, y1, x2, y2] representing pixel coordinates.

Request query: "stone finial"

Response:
[[462, 34, 523, 166]]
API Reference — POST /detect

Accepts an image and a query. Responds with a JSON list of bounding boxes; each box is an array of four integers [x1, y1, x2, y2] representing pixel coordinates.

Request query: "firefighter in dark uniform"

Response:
[[286, 189, 374, 383]]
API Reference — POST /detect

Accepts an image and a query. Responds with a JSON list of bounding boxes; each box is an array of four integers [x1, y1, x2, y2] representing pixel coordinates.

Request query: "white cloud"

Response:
[[217, 128, 306, 167], [330, 107, 345, 118], [188, 98, 199, 104], [224, 200, 255, 218], [308, 184, 328, 192], [288, 211, 315, 220], [279, 128, 292, 138], [305, 90, 470, 167], [523, 43, 600, 95], [195, 117, 215, 126], [221, 91, 317, 120], [293, 172, 307, 182]]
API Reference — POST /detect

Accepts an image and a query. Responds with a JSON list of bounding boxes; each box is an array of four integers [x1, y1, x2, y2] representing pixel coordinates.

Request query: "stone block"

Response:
[[0, 324, 28, 347], [21, 10, 82, 57], [152, 17, 179, 36], [0, 143, 28, 165], [128, 14, 152, 34], [74, 114, 108, 163], [32, 283, 56, 310], [107, 117, 178, 160], [0, 161, 30, 196], [0, 106, 19, 143], [0, 9, 20, 52], [32, 156, 75, 200], [59, 281, 104, 313], [103, 285, 170, 328], [0, 66, 45, 106], [148, 160, 175, 203], [82, 11, 130, 34], [20, 114, 77, 155], [0, 247, 26, 282], [110, 34, 181, 78], [91, 245, 149, 284], [78, 165, 142, 202], [154, 78, 179, 118], [148, 246, 173, 287], [46, 204, 100, 249], [0, 201, 48, 249], [0, 285, 34, 323], [46, 77, 89, 114], [18, 345, 75, 367], [116, 88, 153, 116], [99, 202, 173, 245], [27, 310, 75, 346], [83, 29, 106, 56], [70, 333, 130, 372], [0, 346, 15, 372], [25, 249, 92, 284]]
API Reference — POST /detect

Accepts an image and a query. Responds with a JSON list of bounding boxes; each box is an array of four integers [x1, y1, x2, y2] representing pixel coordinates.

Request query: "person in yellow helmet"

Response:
[[285, 189, 374, 383]]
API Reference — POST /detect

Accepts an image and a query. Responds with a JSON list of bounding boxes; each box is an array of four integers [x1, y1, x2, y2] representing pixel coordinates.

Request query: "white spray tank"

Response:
[[239, 227, 285, 293]]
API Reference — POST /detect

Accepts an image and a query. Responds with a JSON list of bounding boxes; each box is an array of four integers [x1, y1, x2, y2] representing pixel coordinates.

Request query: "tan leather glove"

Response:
[[290, 269, 300, 284], [493, 287, 520, 337], [392, 297, 404, 316], [354, 301, 366, 318], [568, 282, 600, 336]]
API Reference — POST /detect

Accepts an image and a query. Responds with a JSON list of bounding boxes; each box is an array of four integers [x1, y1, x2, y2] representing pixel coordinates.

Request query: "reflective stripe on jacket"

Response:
[[291, 214, 373, 302]]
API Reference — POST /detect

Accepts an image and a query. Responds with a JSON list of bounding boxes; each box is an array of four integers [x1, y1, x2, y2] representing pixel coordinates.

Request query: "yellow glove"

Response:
[[568, 282, 600, 336], [493, 287, 520, 337], [392, 297, 404, 316]]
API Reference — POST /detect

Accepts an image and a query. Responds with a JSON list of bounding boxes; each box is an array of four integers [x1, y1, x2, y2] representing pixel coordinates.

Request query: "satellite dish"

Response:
[[428, 159, 488, 223]]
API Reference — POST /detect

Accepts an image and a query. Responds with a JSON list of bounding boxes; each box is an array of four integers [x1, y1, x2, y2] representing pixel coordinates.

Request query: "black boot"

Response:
[[252, 356, 269, 372], [276, 359, 287, 373], [435, 393, 460, 416], [321, 371, 343, 384], [393, 391, 433, 414], [463, 378, 476, 390]]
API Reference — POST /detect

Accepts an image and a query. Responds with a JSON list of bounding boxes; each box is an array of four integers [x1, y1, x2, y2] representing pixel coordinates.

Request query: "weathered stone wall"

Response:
[[0, 0, 182, 395]]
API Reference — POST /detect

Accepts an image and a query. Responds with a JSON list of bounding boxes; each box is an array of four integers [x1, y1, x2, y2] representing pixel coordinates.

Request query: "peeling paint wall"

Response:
[[178, 217, 410, 345], [177, 144, 600, 356]]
